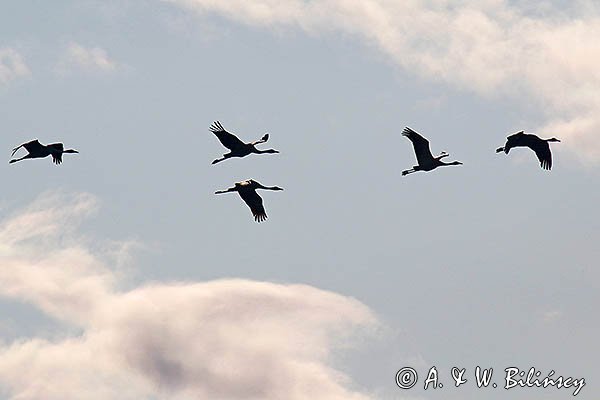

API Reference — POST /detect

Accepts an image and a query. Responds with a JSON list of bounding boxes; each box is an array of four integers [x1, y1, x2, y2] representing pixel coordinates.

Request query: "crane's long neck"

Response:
[[256, 184, 282, 191]]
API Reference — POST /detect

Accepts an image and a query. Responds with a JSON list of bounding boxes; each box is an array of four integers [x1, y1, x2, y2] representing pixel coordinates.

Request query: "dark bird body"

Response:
[[496, 131, 560, 170], [215, 179, 283, 222], [401, 127, 463, 176], [9, 140, 79, 165], [210, 121, 279, 164]]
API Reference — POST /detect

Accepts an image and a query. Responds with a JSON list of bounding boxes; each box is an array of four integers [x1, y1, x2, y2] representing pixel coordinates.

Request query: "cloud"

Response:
[[0, 192, 377, 400], [57, 42, 118, 74], [542, 309, 563, 323], [161, 0, 600, 162], [0, 47, 30, 85]]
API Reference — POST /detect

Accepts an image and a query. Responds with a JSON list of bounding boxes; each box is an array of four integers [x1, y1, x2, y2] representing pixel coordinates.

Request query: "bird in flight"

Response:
[[401, 127, 463, 176], [496, 131, 560, 170], [215, 179, 283, 222], [209, 121, 279, 164], [9, 139, 79, 165]]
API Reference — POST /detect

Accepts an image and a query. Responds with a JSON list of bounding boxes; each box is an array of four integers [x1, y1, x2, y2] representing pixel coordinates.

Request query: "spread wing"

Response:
[[238, 189, 268, 222], [506, 131, 524, 141], [47, 143, 64, 165], [503, 131, 524, 153], [209, 121, 245, 150], [12, 139, 43, 156], [532, 142, 552, 170], [402, 127, 434, 165]]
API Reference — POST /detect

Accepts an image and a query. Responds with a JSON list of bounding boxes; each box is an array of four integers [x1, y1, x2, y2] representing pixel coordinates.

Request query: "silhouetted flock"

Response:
[[9, 123, 560, 222]]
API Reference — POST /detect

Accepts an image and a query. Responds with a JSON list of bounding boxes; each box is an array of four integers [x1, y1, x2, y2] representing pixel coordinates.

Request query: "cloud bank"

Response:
[[162, 0, 600, 162], [57, 42, 118, 74], [0, 47, 29, 85], [0, 192, 376, 400]]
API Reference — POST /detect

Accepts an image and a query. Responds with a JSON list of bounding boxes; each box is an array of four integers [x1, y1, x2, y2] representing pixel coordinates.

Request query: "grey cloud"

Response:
[[162, 0, 600, 162], [0, 192, 377, 400], [56, 42, 119, 75], [0, 47, 29, 85]]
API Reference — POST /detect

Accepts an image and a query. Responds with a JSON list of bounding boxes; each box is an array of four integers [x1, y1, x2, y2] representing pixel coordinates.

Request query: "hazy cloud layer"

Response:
[[57, 42, 118, 74], [0, 47, 29, 85], [0, 193, 376, 400], [163, 0, 600, 161]]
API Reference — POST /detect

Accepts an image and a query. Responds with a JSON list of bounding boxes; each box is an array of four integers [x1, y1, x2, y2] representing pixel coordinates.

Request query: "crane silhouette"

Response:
[[215, 179, 283, 222], [210, 121, 279, 164], [401, 127, 462, 176], [9, 139, 79, 165], [496, 131, 560, 170]]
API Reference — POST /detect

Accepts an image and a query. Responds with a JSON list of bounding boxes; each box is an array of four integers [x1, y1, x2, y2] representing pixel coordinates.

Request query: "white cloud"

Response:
[[161, 0, 600, 162], [0, 47, 30, 85], [58, 42, 118, 73], [0, 193, 377, 400]]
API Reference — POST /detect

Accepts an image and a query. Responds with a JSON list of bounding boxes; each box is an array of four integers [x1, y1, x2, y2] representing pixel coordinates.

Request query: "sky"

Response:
[[0, 1, 599, 399]]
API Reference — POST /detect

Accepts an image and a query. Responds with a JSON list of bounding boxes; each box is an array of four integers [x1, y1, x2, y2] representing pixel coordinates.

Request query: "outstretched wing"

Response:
[[502, 131, 524, 153], [506, 131, 525, 141], [209, 121, 245, 150], [238, 189, 268, 222], [532, 142, 552, 170], [47, 143, 64, 165], [402, 127, 434, 165], [12, 139, 43, 156]]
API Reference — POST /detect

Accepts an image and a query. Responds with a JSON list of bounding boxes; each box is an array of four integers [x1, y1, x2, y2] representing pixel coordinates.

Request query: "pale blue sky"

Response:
[[0, 1, 598, 399]]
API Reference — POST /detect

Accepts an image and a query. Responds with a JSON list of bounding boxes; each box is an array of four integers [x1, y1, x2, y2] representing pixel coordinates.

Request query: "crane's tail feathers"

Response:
[[252, 134, 270, 145]]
